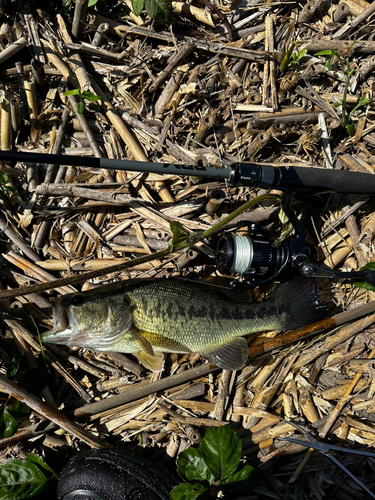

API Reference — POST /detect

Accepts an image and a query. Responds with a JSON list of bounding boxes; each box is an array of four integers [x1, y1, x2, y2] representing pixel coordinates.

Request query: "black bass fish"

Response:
[[42, 276, 329, 371]]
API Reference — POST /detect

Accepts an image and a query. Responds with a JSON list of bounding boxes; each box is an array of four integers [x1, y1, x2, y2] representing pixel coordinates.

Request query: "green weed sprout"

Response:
[[314, 48, 342, 70], [63, 89, 101, 114]]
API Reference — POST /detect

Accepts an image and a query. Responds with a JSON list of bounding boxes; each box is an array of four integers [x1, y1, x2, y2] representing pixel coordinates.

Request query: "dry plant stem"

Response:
[[36, 183, 134, 203], [243, 421, 300, 445], [7, 320, 57, 409], [211, 370, 233, 420], [25, 13, 45, 64], [34, 108, 70, 251], [196, 0, 233, 41], [318, 113, 333, 168], [90, 79, 147, 162], [75, 363, 219, 418], [0, 214, 40, 262], [0, 36, 27, 65], [333, 3, 350, 22], [0, 91, 11, 150], [15, 62, 29, 125], [57, 14, 92, 91], [93, 17, 281, 62], [64, 42, 122, 64], [265, 15, 278, 111], [65, 92, 103, 158], [292, 310, 375, 370], [3, 317, 91, 401], [92, 22, 109, 47], [332, 0, 375, 39], [3, 251, 76, 295], [148, 40, 195, 93], [154, 71, 184, 117], [24, 77, 38, 123], [0, 194, 280, 300], [47, 345, 106, 378], [0, 374, 106, 448], [46, 108, 70, 183], [121, 110, 194, 164], [319, 346, 375, 438], [303, 39, 375, 55], [249, 303, 375, 358], [42, 40, 79, 88], [344, 207, 367, 268], [0, 421, 57, 450], [72, 0, 88, 38], [0, 23, 12, 49]]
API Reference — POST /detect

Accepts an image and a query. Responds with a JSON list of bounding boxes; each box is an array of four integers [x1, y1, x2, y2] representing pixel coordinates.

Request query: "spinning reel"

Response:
[[215, 219, 375, 290], [2, 150, 375, 290]]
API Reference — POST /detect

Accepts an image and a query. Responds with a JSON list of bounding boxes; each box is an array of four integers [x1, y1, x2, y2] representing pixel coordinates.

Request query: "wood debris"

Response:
[[1, 0, 375, 498]]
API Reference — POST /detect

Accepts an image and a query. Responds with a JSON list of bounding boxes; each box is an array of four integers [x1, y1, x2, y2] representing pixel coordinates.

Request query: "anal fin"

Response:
[[137, 350, 165, 372], [201, 337, 248, 371]]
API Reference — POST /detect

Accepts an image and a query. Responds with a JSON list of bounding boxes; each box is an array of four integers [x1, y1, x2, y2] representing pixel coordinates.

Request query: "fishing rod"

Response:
[[2, 149, 375, 287], [1, 150, 375, 193]]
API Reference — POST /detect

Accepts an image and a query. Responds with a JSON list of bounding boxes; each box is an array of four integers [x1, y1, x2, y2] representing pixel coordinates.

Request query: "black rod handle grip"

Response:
[[232, 163, 375, 193]]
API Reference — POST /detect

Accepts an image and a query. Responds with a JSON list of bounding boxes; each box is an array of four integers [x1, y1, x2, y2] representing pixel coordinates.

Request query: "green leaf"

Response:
[[354, 262, 375, 291], [144, 0, 173, 24], [63, 89, 80, 96], [76, 101, 85, 114], [6, 402, 30, 420], [81, 91, 101, 102], [358, 96, 370, 107], [88, 0, 99, 6], [132, 0, 145, 16], [298, 49, 307, 59], [6, 357, 22, 380], [333, 101, 342, 108], [346, 123, 356, 135], [62, 0, 72, 14], [354, 280, 375, 292], [314, 50, 333, 56], [0, 456, 57, 500], [0, 402, 30, 439], [200, 426, 241, 481], [361, 262, 375, 270], [25, 454, 56, 477], [221, 465, 258, 494], [170, 482, 208, 500], [0, 171, 8, 184], [168, 220, 189, 251], [0, 409, 18, 439], [177, 448, 215, 485]]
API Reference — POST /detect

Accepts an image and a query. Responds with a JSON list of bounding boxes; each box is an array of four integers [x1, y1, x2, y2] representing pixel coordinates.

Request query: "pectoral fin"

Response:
[[201, 337, 248, 371], [131, 328, 154, 356], [136, 350, 165, 372]]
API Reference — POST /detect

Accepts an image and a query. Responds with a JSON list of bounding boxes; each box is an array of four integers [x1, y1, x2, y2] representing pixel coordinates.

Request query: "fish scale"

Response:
[[42, 276, 330, 371]]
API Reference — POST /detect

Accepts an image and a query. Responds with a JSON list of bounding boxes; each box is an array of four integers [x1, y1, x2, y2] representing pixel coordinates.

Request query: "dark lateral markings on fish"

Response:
[[42, 276, 330, 373]]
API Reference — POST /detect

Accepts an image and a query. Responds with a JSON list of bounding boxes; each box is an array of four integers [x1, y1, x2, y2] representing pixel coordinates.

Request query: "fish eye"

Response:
[[70, 294, 85, 306]]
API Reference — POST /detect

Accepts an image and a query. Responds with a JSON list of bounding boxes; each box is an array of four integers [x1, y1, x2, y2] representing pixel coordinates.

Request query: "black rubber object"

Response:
[[233, 163, 375, 193], [277, 166, 375, 193], [57, 448, 177, 500]]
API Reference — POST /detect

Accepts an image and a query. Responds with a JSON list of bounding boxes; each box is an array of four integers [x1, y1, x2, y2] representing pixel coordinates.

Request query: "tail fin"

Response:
[[268, 275, 330, 330]]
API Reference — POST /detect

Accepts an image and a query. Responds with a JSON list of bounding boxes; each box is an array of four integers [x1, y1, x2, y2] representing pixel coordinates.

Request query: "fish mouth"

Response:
[[42, 297, 134, 349], [42, 298, 78, 344]]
